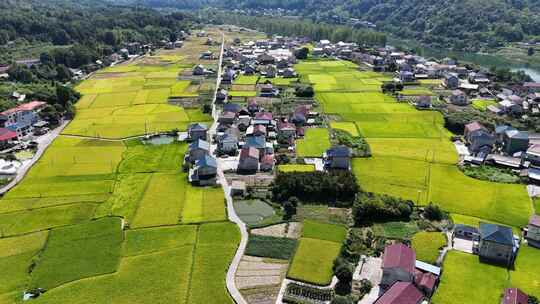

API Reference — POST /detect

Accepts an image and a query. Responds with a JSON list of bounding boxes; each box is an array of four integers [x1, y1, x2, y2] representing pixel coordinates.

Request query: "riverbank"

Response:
[[388, 37, 540, 82]]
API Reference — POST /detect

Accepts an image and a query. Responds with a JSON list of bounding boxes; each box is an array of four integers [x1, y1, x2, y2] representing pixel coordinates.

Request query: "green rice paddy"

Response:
[[0, 28, 239, 304], [296, 58, 535, 303]]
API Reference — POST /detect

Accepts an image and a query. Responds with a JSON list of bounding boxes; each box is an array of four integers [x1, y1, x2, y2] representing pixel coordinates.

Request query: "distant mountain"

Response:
[[122, 0, 540, 51]]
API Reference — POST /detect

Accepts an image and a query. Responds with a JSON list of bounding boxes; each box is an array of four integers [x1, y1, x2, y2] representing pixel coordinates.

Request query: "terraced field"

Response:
[[0, 29, 240, 304]]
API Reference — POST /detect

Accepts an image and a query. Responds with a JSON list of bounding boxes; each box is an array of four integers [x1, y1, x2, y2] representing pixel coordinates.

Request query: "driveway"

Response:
[[355, 256, 382, 304]]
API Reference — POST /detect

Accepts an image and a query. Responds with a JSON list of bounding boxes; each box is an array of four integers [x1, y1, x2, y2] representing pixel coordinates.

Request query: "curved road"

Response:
[[209, 32, 249, 304]]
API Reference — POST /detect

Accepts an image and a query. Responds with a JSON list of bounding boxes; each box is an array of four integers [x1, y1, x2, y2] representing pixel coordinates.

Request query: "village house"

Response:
[[380, 243, 416, 290], [478, 222, 517, 266], [264, 65, 277, 78], [291, 105, 309, 126], [247, 124, 267, 137], [501, 288, 529, 304], [217, 133, 238, 155], [443, 74, 460, 89], [189, 154, 218, 186], [525, 215, 540, 248], [218, 111, 237, 125], [186, 139, 210, 164], [525, 144, 540, 167], [453, 224, 479, 240], [502, 129, 529, 155], [254, 112, 273, 126], [464, 122, 495, 156], [414, 266, 438, 297], [222, 68, 237, 84], [399, 71, 415, 83], [193, 64, 208, 76], [374, 282, 425, 304], [238, 146, 260, 174], [216, 89, 228, 103], [0, 128, 18, 149], [449, 90, 469, 106], [278, 122, 296, 139], [324, 145, 352, 170], [260, 154, 275, 172], [1, 101, 47, 138], [283, 67, 297, 78], [223, 103, 242, 114], [259, 84, 278, 98], [200, 50, 213, 60], [187, 123, 208, 141], [247, 99, 259, 114]]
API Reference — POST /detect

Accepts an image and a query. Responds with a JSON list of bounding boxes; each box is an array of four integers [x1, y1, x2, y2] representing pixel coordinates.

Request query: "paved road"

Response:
[[0, 120, 70, 195], [209, 32, 249, 304]]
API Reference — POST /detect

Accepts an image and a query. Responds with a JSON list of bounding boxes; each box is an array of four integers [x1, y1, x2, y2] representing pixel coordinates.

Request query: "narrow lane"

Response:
[[209, 31, 249, 304]]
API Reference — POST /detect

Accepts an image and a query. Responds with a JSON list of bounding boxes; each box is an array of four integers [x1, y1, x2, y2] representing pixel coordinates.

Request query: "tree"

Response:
[[7, 64, 35, 83], [529, 295, 539, 304], [424, 203, 444, 221], [294, 47, 309, 59], [331, 295, 353, 304], [335, 263, 353, 283], [283, 200, 297, 220], [528, 47, 535, 57], [103, 31, 118, 46], [55, 65, 72, 82], [52, 29, 70, 45], [295, 85, 314, 98]]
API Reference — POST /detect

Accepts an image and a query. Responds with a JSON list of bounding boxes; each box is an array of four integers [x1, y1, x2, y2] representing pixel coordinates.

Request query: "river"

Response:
[[388, 37, 540, 82]]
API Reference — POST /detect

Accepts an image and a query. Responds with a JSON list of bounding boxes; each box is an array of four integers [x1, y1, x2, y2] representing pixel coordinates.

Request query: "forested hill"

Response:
[[0, 0, 194, 55], [124, 0, 540, 51]]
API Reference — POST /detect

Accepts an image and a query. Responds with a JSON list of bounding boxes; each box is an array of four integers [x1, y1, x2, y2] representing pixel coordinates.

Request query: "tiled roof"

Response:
[[382, 243, 415, 273], [375, 282, 423, 304], [479, 222, 514, 246], [1, 101, 46, 116]]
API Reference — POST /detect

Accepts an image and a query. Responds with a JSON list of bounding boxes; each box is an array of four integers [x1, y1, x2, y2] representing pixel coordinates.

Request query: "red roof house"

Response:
[[255, 112, 273, 121], [381, 243, 416, 289], [1, 101, 46, 116], [502, 288, 528, 304], [0, 128, 18, 142], [375, 282, 424, 304]]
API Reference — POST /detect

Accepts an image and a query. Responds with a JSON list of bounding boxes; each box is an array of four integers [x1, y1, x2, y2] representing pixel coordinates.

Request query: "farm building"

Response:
[[380, 243, 416, 290], [374, 282, 425, 304]]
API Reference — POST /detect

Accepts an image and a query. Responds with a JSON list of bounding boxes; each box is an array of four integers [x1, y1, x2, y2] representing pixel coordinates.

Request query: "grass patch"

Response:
[[245, 235, 297, 260], [372, 221, 420, 240], [296, 128, 331, 157], [510, 245, 540, 298], [302, 220, 347, 243], [330, 122, 359, 136], [472, 99, 498, 111], [411, 232, 446, 264], [287, 238, 341, 285], [235, 75, 259, 85], [432, 251, 508, 304], [278, 164, 316, 173], [461, 165, 520, 183], [229, 90, 257, 97]]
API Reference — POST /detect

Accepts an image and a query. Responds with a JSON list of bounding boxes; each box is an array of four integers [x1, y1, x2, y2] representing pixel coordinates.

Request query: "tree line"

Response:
[[205, 11, 387, 46]]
